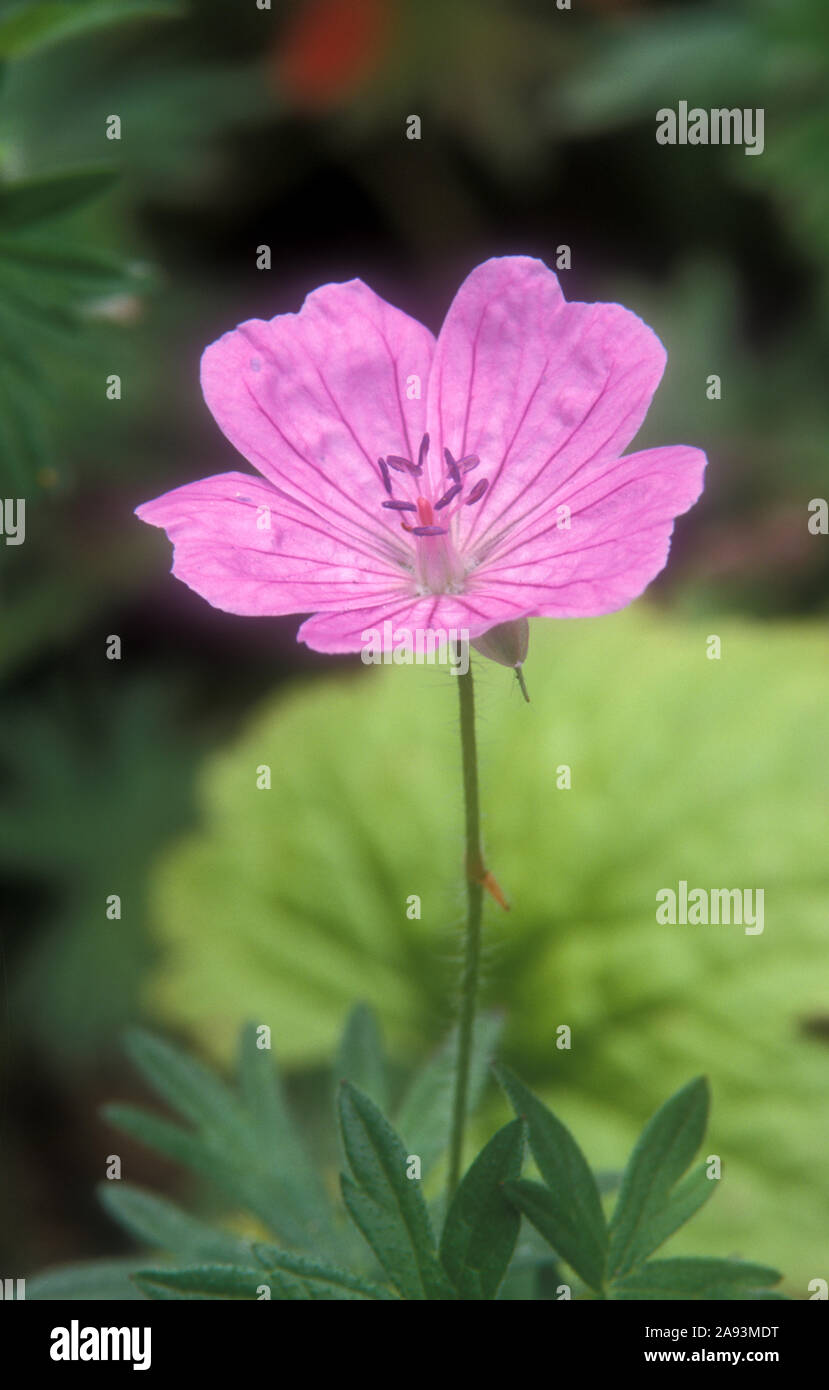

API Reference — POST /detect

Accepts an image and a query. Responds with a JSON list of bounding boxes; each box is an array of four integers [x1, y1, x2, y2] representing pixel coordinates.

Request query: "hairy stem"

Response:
[[448, 663, 485, 1197]]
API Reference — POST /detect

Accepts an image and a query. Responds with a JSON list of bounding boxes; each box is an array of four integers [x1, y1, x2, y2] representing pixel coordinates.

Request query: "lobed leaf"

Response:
[[335, 1004, 389, 1114], [625, 1161, 716, 1269], [440, 1118, 526, 1299], [339, 1082, 454, 1300], [98, 1182, 251, 1266], [27, 1258, 149, 1301], [102, 1101, 313, 1250], [236, 1022, 330, 1230], [0, 169, 118, 231], [103, 1102, 229, 1179], [608, 1076, 709, 1279], [495, 1065, 607, 1292], [503, 1178, 605, 1293], [123, 1028, 247, 1147], [253, 1243, 395, 1301], [132, 1265, 264, 1301]]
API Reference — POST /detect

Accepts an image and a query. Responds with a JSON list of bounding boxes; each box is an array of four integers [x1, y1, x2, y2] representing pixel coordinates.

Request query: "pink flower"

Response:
[[136, 256, 705, 652]]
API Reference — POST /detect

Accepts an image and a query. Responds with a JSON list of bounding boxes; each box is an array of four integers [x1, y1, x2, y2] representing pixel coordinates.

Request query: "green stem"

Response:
[[448, 663, 486, 1197]]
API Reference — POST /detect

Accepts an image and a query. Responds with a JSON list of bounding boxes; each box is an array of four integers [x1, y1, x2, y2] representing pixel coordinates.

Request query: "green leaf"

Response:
[[236, 1022, 329, 1228], [0, 236, 146, 295], [626, 1162, 716, 1269], [252, 1243, 395, 1301], [97, 1182, 251, 1265], [103, 1102, 226, 1177], [0, 169, 118, 231], [27, 1258, 149, 1300], [132, 1265, 264, 1301], [0, 683, 198, 1050], [611, 1257, 782, 1301], [334, 1004, 389, 1113], [440, 1119, 526, 1300], [495, 1065, 607, 1292], [102, 1100, 302, 1242], [123, 1028, 247, 1147], [103, 1103, 326, 1255], [0, 1, 183, 59], [124, 1028, 331, 1251], [338, 1082, 454, 1301], [553, 15, 762, 137], [608, 1076, 709, 1279], [0, 359, 50, 488], [0, 227, 149, 487], [395, 1012, 503, 1175], [502, 1179, 599, 1293]]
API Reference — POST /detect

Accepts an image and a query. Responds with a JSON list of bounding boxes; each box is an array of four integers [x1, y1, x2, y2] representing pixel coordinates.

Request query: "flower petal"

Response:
[[200, 278, 435, 563], [297, 590, 533, 653], [473, 444, 707, 617], [136, 472, 412, 616], [426, 256, 669, 556]]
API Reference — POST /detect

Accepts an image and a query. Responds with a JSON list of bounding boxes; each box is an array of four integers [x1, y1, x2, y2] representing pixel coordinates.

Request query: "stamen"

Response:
[[417, 433, 430, 470], [411, 525, 447, 537], [443, 447, 460, 484], [386, 454, 421, 476], [465, 478, 489, 505], [459, 454, 480, 472], [378, 458, 392, 495], [434, 483, 462, 510], [382, 499, 417, 511]]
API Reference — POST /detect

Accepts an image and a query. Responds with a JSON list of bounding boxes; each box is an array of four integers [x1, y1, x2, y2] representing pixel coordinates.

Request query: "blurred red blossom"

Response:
[[274, 0, 394, 109]]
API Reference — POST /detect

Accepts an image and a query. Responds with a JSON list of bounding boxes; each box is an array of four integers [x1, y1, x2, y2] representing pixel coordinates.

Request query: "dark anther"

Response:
[[386, 454, 420, 474], [434, 483, 462, 510], [459, 454, 480, 472], [378, 458, 392, 495], [417, 433, 430, 470], [465, 478, 489, 505], [411, 525, 447, 537], [382, 499, 417, 511], [443, 447, 460, 484]]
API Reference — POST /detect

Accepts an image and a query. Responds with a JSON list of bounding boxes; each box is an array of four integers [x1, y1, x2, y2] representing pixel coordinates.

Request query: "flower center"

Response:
[[376, 434, 488, 596]]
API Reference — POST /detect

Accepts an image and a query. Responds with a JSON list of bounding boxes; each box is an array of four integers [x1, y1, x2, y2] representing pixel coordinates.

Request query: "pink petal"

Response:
[[297, 590, 533, 653], [136, 472, 411, 616], [426, 256, 669, 556], [200, 278, 435, 558], [474, 444, 707, 617]]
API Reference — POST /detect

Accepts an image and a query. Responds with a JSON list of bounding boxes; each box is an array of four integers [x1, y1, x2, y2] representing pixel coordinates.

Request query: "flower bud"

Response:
[[471, 618, 530, 701]]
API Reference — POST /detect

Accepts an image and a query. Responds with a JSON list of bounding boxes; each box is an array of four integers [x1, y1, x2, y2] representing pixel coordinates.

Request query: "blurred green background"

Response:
[[1, 0, 827, 1295]]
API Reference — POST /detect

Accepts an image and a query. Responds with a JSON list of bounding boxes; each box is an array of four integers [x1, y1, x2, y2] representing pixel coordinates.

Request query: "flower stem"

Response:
[[448, 663, 485, 1198]]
